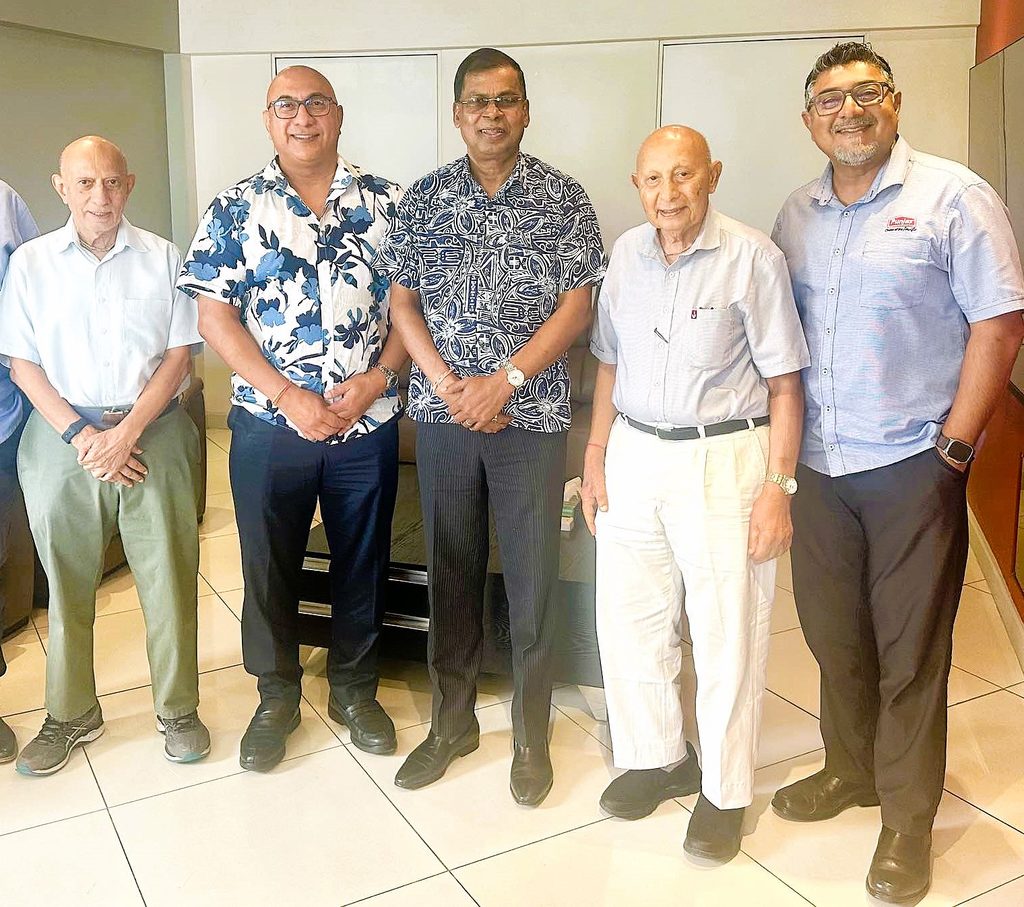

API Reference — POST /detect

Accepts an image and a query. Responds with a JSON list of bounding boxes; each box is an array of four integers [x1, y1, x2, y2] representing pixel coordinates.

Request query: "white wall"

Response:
[[177, 0, 978, 54], [1, 0, 179, 52]]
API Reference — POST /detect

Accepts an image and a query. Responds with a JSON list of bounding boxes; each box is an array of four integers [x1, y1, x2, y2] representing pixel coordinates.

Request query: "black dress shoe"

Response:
[[683, 793, 744, 865], [600, 742, 701, 819], [510, 742, 553, 807], [0, 717, 16, 764], [394, 722, 479, 790], [239, 701, 301, 773], [772, 768, 879, 822], [328, 696, 397, 755], [866, 826, 932, 904]]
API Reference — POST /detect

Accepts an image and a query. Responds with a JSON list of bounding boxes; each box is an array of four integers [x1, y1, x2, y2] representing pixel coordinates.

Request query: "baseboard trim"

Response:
[[968, 506, 1024, 673]]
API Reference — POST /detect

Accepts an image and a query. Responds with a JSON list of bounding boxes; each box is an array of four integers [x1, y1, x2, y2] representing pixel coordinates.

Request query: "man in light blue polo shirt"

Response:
[[771, 42, 1024, 903], [0, 179, 39, 763]]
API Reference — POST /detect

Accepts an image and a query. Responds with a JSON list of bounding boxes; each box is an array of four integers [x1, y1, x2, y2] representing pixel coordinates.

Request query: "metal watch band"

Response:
[[373, 363, 399, 391]]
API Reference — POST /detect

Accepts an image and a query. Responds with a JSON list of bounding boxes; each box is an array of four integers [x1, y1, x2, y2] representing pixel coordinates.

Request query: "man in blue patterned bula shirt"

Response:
[[375, 48, 604, 805], [179, 66, 408, 772]]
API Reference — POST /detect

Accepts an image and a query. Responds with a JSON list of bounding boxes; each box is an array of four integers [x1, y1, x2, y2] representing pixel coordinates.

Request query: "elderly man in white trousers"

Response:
[[582, 125, 808, 864]]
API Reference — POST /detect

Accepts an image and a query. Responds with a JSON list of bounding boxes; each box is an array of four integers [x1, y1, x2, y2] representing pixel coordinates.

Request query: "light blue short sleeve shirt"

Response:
[[773, 137, 1024, 477]]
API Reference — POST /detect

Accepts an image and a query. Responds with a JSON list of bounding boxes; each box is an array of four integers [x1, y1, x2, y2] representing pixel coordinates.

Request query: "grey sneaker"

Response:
[[16, 704, 104, 776], [0, 717, 17, 764], [156, 711, 211, 763]]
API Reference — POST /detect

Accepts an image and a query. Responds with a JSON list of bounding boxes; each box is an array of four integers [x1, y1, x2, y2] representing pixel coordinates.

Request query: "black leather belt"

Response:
[[623, 414, 769, 440], [72, 397, 179, 428]]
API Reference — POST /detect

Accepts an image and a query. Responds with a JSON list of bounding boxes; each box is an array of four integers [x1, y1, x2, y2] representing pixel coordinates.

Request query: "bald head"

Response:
[[52, 134, 135, 248], [632, 125, 722, 249], [635, 125, 712, 173], [266, 65, 336, 106], [58, 135, 128, 177]]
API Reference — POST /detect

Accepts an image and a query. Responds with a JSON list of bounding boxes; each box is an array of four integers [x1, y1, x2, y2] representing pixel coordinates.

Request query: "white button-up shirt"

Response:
[[0, 217, 200, 406], [591, 208, 810, 426]]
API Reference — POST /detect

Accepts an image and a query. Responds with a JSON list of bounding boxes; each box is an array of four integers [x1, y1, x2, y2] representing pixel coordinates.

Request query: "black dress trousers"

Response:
[[229, 406, 399, 706], [790, 448, 969, 836], [416, 421, 566, 747]]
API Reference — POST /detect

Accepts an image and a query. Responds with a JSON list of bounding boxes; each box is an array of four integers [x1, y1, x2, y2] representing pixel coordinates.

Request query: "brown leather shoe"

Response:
[[510, 742, 553, 807], [866, 826, 932, 904], [772, 768, 879, 822]]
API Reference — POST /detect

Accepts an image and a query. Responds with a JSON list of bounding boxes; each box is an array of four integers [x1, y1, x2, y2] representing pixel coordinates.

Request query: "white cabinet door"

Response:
[[277, 54, 438, 189], [661, 36, 860, 234]]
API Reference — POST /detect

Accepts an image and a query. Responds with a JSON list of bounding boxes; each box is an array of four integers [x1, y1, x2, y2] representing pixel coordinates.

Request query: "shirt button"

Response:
[[828, 288, 835, 295], [834, 249, 840, 255], [825, 406, 832, 412], [829, 444, 836, 450], [822, 367, 829, 375], [843, 211, 850, 217], [826, 328, 832, 334]]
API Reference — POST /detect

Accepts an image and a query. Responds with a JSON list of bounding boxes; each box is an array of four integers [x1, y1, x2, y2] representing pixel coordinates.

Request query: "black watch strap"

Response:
[[936, 432, 975, 465], [61, 417, 90, 445]]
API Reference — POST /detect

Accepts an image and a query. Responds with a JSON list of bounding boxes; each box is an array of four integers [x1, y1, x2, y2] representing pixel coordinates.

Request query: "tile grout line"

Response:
[[941, 787, 1024, 837], [0, 806, 108, 842], [338, 870, 456, 907], [953, 871, 1024, 905], [83, 749, 149, 907]]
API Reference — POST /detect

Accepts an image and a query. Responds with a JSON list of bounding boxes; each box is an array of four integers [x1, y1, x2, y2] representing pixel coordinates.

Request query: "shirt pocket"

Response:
[[684, 303, 739, 370], [123, 296, 173, 348], [858, 238, 931, 310]]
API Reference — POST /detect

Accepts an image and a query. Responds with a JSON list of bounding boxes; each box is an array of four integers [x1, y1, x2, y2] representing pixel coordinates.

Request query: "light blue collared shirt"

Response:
[[773, 137, 1024, 477], [591, 208, 809, 427], [0, 217, 201, 406], [0, 181, 39, 444]]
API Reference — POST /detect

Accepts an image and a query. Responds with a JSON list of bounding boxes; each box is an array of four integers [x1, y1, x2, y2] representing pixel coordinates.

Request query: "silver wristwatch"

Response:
[[500, 360, 526, 388], [373, 363, 399, 392], [766, 472, 798, 495]]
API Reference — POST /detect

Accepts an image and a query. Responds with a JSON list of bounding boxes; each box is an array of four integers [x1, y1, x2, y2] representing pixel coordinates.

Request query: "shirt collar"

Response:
[[639, 206, 723, 263], [57, 216, 147, 257], [808, 134, 913, 207], [458, 152, 526, 199], [266, 154, 355, 210]]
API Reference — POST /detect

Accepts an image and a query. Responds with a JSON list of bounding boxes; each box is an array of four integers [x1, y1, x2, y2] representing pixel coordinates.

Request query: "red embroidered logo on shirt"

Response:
[[885, 216, 917, 232]]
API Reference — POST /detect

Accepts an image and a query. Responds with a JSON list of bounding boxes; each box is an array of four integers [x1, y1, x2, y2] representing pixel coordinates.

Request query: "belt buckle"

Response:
[[101, 408, 129, 426]]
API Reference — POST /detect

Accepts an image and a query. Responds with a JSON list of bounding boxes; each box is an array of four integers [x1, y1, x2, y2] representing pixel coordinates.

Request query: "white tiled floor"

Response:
[[1, 431, 1023, 906]]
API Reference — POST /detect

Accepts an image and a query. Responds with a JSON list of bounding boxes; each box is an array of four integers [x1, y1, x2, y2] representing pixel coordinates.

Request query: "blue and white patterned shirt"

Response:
[[773, 137, 1024, 477], [178, 156, 403, 439], [373, 153, 604, 432]]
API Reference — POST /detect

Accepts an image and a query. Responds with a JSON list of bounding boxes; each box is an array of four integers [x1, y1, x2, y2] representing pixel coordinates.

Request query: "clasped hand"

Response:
[[74, 425, 148, 487], [442, 374, 512, 433], [279, 371, 385, 442]]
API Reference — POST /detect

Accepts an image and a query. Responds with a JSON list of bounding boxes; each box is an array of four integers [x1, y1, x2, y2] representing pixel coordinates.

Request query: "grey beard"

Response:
[[833, 140, 880, 165]]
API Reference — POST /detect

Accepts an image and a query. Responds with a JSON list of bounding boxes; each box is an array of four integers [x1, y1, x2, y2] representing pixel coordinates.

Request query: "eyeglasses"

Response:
[[807, 81, 893, 116], [457, 95, 526, 112], [268, 95, 337, 119]]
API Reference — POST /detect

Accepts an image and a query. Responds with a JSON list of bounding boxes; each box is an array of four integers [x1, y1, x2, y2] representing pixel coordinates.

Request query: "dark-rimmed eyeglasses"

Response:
[[807, 81, 893, 116], [456, 95, 526, 113], [267, 95, 337, 119]]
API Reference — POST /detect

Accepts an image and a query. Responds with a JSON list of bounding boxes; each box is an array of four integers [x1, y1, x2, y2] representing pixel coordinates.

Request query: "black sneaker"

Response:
[[683, 793, 744, 865], [600, 743, 701, 819]]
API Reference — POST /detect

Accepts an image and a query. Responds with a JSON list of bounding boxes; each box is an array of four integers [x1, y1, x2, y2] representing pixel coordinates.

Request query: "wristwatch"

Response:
[[766, 472, 798, 495], [372, 363, 399, 392], [500, 360, 526, 388], [61, 417, 90, 445], [936, 432, 975, 465]]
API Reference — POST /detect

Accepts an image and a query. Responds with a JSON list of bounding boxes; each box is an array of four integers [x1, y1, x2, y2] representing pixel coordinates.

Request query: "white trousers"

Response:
[[595, 418, 776, 809]]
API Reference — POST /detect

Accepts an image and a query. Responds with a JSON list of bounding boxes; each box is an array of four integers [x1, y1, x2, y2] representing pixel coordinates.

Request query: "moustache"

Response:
[[832, 116, 875, 134]]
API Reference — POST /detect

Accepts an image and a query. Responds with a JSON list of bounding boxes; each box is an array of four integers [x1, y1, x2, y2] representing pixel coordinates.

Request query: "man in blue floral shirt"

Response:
[[376, 48, 604, 805], [179, 65, 408, 772]]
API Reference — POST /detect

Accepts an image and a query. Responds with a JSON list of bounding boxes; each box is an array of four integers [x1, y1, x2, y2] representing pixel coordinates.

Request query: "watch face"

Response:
[[782, 476, 798, 495], [945, 439, 974, 463], [507, 366, 526, 388]]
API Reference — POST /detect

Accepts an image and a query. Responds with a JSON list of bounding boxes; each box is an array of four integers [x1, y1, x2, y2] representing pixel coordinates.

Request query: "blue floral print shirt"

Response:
[[178, 156, 403, 439], [373, 153, 604, 432]]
